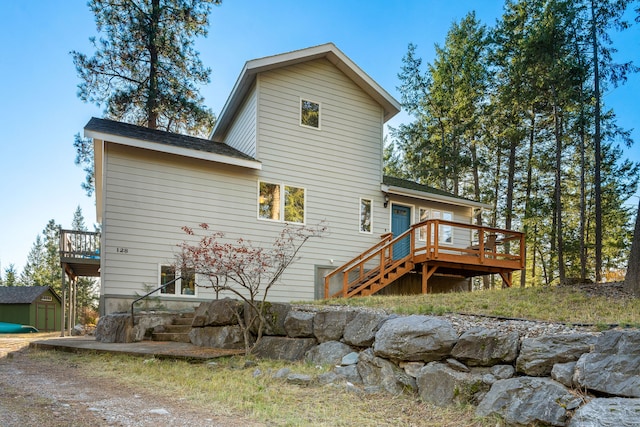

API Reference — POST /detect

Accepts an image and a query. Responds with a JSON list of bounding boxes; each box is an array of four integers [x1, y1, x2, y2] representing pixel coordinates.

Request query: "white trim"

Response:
[[85, 129, 262, 170], [158, 264, 197, 297], [212, 43, 401, 142], [300, 98, 321, 130], [389, 202, 415, 233], [257, 181, 307, 224], [382, 183, 490, 210], [359, 197, 373, 234]]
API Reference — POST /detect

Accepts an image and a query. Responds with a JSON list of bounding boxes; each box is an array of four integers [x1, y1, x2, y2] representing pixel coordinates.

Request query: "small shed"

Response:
[[0, 286, 62, 331]]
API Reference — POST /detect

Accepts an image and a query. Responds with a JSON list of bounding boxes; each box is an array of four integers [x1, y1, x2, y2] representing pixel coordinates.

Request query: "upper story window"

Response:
[[300, 99, 320, 129], [360, 198, 372, 233], [259, 181, 305, 224]]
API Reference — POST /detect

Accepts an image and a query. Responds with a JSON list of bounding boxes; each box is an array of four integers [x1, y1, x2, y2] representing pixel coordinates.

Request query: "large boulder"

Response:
[[305, 341, 355, 366], [373, 315, 458, 362], [95, 313, 133, 343], [252, 336, 317, 361], [357, 348, 417, 395], [516, 333, 597, 376], [568, 397, 640, 427], [284, 311, 315, 338], [476, 377, 580, 426], [343, 311, 389, 347], [574, 330, 640, 397], [191, 299, 242, 327], [245, 302, 291, 336], [416, 362, 489, 407], [189, 325, 246, 349], [313, 310, 356, 343], [451, 327, 519, 367]]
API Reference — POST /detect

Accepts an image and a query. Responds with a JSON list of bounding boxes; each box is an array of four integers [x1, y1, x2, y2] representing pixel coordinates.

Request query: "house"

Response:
[[0, 286, 62, 331], [84, 43, 523, 316]]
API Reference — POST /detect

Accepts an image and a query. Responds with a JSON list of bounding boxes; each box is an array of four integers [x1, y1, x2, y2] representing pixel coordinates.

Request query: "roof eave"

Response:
[[381, 184, 491, 210], [84, 129, 262, 171]]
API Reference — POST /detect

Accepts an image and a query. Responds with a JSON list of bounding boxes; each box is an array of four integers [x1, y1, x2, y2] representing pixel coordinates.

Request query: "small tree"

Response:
[[177, 222, 327, 352]]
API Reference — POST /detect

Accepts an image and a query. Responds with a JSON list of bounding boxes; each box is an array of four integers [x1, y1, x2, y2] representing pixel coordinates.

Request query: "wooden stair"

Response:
[[151, 312, 194, 343], [347, 258, 415, 297]]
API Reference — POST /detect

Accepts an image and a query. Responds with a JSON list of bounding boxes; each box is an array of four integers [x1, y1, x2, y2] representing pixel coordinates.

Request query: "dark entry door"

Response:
[[391, 204, 411, 259]]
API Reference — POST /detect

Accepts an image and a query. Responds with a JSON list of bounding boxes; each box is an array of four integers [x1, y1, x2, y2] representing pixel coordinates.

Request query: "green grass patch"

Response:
[[310, 286, 640, 327]]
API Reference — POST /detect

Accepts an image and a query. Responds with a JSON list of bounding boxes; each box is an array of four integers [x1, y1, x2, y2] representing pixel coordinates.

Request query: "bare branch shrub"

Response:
[[176, 222, 327, 351]]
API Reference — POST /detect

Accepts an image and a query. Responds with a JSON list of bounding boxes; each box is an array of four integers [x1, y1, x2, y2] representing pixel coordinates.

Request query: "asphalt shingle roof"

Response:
[[85, 117, 257, 162], [0, 286, 53, 304]]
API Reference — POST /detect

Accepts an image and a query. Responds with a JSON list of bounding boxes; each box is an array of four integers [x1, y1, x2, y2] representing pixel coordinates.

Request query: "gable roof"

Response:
[[382, 175, 490, 209], [84, 117, 262, 170], [211, 43, 401, 142], [0, 286, 60, 304]]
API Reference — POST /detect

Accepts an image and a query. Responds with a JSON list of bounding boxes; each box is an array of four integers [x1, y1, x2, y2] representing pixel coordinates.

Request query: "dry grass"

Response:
[[311, 285, 640, 328], [28, 350, 491, 426]]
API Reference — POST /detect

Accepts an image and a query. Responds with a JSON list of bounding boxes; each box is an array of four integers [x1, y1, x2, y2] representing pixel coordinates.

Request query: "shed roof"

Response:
[[0, 286, 60, 304], [211, 43, 401, 142], [382, 175, 490, 209], [84, 117, 262, 170]]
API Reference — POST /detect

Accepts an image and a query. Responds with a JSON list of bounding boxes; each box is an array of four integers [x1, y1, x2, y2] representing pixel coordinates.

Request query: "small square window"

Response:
[[258, 181, 306, 223], [301, 99, 320, 128]]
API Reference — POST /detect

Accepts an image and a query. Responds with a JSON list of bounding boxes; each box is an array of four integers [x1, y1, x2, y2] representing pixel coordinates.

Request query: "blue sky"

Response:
[[1, 0, 638, 275]]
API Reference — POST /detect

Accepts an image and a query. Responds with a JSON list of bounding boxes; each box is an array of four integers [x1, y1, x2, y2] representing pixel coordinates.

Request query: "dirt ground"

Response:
[[0, 335, 259, 427]]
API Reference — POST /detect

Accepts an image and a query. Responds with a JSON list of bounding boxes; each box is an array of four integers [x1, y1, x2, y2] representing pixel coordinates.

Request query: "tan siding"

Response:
[[223, 84, 257, 157], [245, 58, 390, 301]]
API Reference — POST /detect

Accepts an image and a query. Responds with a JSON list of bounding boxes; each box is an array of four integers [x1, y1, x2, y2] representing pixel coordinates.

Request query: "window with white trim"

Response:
[[359, 198, 372, 233], [300, 99, 320, 129], [418, 208, 453, 244], [258, 181, 305, 223], [160, 265, 196, 296]]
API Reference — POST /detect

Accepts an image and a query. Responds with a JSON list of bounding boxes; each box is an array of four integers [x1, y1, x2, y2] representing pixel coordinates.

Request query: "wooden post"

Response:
[[60, 265, 66, 337], [421, 263, 428, 294]]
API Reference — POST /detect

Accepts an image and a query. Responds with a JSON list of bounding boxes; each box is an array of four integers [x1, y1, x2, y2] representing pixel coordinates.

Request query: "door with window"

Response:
[[391, 204, 412, 259]]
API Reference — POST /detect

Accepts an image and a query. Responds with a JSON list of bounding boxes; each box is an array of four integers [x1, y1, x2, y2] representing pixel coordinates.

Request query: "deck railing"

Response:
[[324, 219, 525, 298], [59, 229, 101, 260]]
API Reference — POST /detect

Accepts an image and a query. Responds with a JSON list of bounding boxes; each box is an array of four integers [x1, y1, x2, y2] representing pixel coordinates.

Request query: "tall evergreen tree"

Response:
[[72, 0, 222, 195], [4, 264, 18, 287]]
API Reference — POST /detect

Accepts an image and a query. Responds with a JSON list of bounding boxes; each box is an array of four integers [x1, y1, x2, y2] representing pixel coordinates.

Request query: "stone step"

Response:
[[164, 324, 191, 333], [173, 317, 194, 326], [152, 332, 191, 343]]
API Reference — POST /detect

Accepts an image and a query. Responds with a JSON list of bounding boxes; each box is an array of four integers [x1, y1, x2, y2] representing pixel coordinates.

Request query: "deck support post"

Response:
[[421, 264, 438, 294], [499, 271, 513, 288]]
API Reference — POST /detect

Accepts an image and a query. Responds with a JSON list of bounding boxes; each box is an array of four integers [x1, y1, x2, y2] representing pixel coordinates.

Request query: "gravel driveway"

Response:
[[0, 334, 259, 427]]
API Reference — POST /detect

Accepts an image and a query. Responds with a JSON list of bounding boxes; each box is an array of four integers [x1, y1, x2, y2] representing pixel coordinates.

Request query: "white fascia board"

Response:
[[382, 184, 491, 210], [93, 138, 104, 224], [84, 129, 262, 171]]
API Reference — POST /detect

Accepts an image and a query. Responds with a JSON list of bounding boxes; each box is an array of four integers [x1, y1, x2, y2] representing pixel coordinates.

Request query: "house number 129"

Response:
[[116, 247, 129, 254]]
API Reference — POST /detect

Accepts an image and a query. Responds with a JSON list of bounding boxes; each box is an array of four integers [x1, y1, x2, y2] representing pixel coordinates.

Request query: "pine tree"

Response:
[[72, 0, 222, 195], [4, 264, 18, 287]]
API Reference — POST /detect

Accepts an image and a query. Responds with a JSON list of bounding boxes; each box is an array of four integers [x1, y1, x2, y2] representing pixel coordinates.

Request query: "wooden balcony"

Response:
[[324, 219, 525, 299], [59, 229, 101, 279]]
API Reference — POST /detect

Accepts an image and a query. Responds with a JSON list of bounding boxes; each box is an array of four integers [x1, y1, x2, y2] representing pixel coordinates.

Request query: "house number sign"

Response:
[[116, 247, 129, 254]]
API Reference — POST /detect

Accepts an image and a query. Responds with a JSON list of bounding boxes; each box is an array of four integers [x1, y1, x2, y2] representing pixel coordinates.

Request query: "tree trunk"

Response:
[[553, 95, 566, 285], [591, 0, 603, 282], [146, 0, 161, 129], [521, 109, 536, 288], [624, 199, 640, 296]]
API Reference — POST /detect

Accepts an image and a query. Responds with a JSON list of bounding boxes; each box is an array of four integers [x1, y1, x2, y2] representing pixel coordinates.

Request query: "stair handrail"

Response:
[[325, 228, 414, 298], [130, 276, 181, 326]]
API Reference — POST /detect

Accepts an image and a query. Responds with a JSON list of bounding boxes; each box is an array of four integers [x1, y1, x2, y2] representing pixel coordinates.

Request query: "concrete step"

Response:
[[152, 332, 191, 343]]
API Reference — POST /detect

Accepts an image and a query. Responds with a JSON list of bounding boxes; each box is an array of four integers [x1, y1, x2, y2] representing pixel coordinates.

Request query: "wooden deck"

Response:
[[59, 229, 101, 279], [324, 219, 525, 298]]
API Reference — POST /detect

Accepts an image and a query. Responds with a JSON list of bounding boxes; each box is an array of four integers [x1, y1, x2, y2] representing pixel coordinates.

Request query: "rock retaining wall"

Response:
[[98, 301, 640, 426]]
